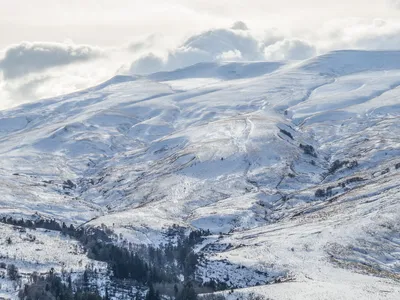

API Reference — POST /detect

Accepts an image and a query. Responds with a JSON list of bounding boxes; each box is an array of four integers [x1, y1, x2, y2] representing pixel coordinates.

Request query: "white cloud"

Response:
[[128, 35, 160, 53], [264, 39, 316, 61], [315, 18, 400, 52], [129, 26, 264, 74], [0, 43, 133, 109], [126, 34, 178, 54], [231, 21, 249, 31], [0, 42, 102, 79], [183, 28, 262, 60], [217, 50, 243, 61], [261, 28, 285, 48], [3, 15, 400, 109], [389, 0, 400, 9], [129, 53, 166, 75], [124, 18, 400, 75]]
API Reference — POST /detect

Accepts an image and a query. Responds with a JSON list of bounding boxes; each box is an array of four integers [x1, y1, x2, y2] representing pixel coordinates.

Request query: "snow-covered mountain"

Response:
[[1, 50, 400, 299]]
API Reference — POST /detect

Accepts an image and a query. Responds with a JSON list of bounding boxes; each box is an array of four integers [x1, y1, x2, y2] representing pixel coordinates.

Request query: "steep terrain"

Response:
[[0, 50, 399, 299]]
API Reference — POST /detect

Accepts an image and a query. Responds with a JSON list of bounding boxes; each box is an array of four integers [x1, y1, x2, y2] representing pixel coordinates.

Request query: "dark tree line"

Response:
[[328, 159, 358, 174], [20, 273, 199, 300], [18, 269, 103, 300], [1, 216, 209, 285], [86, 226, 209, 285], [1, 217, 210, 299]]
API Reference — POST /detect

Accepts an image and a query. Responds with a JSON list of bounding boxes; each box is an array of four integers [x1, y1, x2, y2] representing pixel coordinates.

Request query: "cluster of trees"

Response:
[[300, 144, 317, 158], [315, 176, 365, 198], [2, 216, 61, 231], [19, 265, 164, 300], [20, 272, 266, 300], [338, 177, 364, 188], [0, 216, 113, 242], [18, 269, 104, 300], [1, 217, 208, 285], [328, 159, 358, 174], [0, 262, 20, 281], [315, 186, 334, 198], [2, 215, 267, 299], [1, 217, 212, 299], [82, 225, 209, 286]]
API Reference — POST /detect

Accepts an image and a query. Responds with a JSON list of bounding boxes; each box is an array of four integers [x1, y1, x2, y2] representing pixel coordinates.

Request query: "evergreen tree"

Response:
[[176, 282, 197, 300], [145, 284, 160, 300]]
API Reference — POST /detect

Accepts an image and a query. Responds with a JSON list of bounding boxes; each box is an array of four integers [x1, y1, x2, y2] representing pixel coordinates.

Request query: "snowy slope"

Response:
[[0, 51, 400, 299]]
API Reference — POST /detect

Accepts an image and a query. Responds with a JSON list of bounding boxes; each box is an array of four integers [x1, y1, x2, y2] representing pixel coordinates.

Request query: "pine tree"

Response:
[[177, 282, 197, 300], [104, 287, 110, 300]]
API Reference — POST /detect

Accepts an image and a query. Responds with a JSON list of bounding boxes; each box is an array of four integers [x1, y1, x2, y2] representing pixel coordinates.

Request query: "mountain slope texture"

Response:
[[0, 50, 399, 299]]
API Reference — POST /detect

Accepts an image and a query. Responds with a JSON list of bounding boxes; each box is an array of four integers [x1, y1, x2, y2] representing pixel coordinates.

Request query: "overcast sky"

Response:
[[0, 0, 400, 109], [0, 0, 399, 47]]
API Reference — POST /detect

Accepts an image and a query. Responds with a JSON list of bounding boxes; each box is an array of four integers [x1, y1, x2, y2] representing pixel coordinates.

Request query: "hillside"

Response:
[[0, 51, 399, 299]]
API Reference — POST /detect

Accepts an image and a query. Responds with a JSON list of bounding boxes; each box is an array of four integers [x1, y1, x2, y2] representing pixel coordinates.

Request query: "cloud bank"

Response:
[[264, 39, 316, 61], [3, 17, 400, 109], [129, 19, 400, 75], [0, 42, 102, 79], [0, 42, 127, 109], [130, 24, 268, 75], [389, 0, 400, 9]]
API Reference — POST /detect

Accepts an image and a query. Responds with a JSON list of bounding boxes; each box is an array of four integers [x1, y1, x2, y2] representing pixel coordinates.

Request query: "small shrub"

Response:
[[315, 189, 326, 197], [326, 186, 334, 197], [329, 160, 345, 174], [7, 264, 19, 281], [280, 129, 293, 140], [345, 177, 364, 185], [381, 168, 390, 175], [300, 144, 317, 157], [347, 160, 358, 169]]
